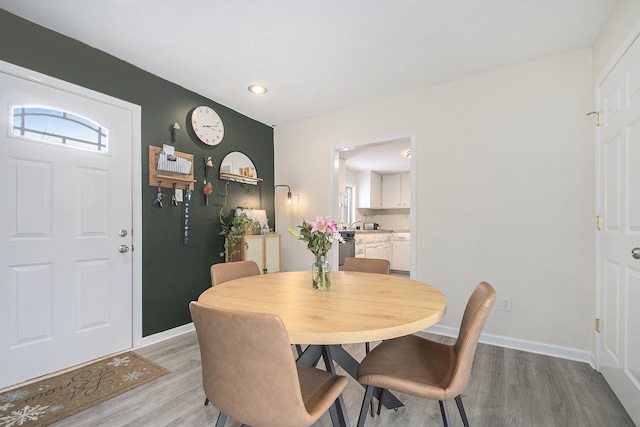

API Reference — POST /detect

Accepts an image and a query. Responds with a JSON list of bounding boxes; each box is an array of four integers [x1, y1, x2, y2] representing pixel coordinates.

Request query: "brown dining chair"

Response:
[[210, 259, 304, 364], [342, 257, 391, 353], [210, 260, 261, 286], [355, 281, 496, 427], [189, 301, 349, 427], [343, 257, 391, 276]]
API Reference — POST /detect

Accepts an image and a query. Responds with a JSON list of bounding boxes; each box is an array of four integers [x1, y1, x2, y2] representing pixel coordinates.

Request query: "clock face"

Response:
[[190, 106, 224, 146]]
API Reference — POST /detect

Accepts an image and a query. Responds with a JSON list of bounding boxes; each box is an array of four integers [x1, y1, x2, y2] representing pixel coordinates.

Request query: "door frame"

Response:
[[329, 131, 416, 278], [0, 59, 143, 349], [594, 26, 640, 371]]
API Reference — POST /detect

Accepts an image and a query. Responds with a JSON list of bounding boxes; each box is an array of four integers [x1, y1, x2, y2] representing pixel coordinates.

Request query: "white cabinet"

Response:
[[362, 232, 392, 263], [226, 234, 281, 273], [392, 232, 410, 271], [400, 172, 411, 208], [354, 234, 366, 258], [381, 173, 410, 209], [383, 240, 393, 263], [357, 171, 382, 208], [382, 174, 400, 208]]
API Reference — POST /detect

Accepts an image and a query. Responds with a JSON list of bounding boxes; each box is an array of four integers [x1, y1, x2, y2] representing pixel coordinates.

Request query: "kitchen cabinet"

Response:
[[392, 232, 410, 271], [355, 234, 366, 258], [400, 172, 410, 208], [362, 232, 392, 263], [226, 234, 281, 273], [382, 173, 410, 209], [357, 171, 382, 208], [384, 240, 393, 263]]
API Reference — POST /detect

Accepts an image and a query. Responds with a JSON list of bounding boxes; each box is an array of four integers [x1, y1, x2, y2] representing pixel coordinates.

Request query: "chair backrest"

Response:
[[342, 257, 390, 274], [210, 260, 260, 287], [189, 301, 315, 427], [448, 281, 496, 396]]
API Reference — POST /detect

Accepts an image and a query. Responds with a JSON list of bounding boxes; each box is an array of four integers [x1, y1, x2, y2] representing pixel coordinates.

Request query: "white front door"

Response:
[[0, 62, 137, 388], [597, 35, 640, 425]]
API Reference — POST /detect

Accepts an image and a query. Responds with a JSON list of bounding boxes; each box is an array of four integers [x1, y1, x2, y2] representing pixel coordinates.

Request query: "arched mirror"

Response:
[[219, 151, 262, 184]]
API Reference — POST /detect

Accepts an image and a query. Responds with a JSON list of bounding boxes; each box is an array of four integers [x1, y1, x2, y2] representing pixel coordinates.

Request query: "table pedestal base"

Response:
[[297, 344, 404, 426]]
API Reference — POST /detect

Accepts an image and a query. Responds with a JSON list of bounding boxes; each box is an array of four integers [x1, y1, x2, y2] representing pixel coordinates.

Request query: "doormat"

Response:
[[0, 352, 169, 426]]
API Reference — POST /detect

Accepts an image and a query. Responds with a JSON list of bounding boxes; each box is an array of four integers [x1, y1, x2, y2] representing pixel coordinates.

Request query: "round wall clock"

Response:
[[190, 106, 224, 146]]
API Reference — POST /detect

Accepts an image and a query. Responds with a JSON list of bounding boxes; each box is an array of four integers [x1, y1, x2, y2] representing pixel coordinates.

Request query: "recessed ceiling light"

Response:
[[248, 84, 268, 95]]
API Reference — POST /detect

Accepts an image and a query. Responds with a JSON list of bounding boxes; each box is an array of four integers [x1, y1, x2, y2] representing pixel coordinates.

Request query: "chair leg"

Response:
[[295, 344, 303, 356], [357, 385, 375, 427], [215, 412, 227, 427], [365, 342, 370, 353], [439, 400, 451, 427], [455, 395, 470, 427]]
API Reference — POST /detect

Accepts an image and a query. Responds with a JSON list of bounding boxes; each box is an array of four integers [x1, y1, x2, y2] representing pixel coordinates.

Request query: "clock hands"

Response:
[[202, 124, 221, 129]]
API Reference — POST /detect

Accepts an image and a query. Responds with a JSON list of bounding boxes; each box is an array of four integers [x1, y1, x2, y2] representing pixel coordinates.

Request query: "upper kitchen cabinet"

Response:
[[382, 172, 410, 209], [357, 171, 382, 208]]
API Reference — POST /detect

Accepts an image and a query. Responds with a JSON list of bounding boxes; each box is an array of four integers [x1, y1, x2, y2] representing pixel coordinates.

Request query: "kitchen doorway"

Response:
[[330, 132, 416, 278]]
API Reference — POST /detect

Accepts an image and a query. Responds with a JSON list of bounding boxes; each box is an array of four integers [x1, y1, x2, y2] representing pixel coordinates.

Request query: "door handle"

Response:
[[118, 245, 130, 253], [632, 247, 640, 260]]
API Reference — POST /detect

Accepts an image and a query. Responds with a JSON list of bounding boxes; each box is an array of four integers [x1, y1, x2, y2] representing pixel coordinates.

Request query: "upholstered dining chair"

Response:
[[210, 259, 304, 365], [189, 301, 349, 427], [342, 257, 391, 276], [342, 257, 391, 353], [210, 260, 261, 287], [355, 281, 496, 427]]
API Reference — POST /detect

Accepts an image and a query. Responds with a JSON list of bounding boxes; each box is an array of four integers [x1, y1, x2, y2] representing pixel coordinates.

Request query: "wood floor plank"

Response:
[[48, 331, 634, 427]]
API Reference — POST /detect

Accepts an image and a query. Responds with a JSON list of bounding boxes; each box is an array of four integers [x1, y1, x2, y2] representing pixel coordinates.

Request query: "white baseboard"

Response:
[[426, 324, 595, 367], [138, 322, 596, 368], [139, 322, 195, 348]]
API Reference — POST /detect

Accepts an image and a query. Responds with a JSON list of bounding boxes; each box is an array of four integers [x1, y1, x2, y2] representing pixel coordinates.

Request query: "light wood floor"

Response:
[[50, 331, 634, 427]]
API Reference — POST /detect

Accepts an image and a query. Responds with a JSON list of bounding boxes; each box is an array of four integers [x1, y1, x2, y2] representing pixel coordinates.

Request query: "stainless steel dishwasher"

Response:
[[338, 231, 355, 270]]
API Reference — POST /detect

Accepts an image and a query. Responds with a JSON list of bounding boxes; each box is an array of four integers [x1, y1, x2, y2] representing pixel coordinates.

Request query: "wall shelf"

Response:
[[148, 145, 196, 189], [219, 172, 263, 185]]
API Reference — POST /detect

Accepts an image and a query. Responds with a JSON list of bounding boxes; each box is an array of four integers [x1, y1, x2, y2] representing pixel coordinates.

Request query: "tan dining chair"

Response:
[[355, 281, 496, 427], [210, 260, 261, 286], [342, 257, 391, 353], [189, 301, 349, 427], [342, 257, 391, 276]]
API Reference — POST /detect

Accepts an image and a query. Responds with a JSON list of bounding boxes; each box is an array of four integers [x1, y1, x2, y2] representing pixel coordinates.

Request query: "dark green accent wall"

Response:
[[0, 10, 275, 336]]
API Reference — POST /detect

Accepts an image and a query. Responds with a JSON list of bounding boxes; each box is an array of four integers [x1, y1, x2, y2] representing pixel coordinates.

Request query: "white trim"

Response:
[[141, 321, 595, 368], [329, 131, 417, 278], [595, 26, 640, 87], [131, 104, 143, 348], [139, 322, 195, 348], [426, 325, 595, 367]]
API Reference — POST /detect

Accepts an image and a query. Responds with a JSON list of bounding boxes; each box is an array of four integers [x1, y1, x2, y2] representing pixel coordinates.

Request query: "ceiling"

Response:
[[0, 0, 617, 128], [339, 138, 411, 174]]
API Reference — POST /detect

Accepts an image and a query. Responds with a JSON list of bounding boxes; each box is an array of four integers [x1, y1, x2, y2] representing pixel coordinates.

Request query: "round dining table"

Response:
[[198, 270, 447, 344], [197, 270, 446, 426]]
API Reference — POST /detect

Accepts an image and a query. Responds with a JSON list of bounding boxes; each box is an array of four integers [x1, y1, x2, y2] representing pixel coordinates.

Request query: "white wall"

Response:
[[275, 48, 594, 357], [593, 0, 640, 80]]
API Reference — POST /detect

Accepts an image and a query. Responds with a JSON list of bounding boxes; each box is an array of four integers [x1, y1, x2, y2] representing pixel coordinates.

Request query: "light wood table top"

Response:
[[197, 271, 447, 345]]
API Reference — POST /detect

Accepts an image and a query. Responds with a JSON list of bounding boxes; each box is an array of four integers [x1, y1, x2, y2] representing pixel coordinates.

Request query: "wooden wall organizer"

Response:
[[148, 145, 196, 189]]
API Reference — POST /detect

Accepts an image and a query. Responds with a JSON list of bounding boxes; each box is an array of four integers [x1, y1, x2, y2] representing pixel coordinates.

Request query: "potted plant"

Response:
[[219, 210, 262, 261]]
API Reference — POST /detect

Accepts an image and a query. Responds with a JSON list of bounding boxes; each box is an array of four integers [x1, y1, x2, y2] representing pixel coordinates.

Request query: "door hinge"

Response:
[[596, 215, 603, 230], [587, 111, 603, 126], [596, 318, 601, 333]]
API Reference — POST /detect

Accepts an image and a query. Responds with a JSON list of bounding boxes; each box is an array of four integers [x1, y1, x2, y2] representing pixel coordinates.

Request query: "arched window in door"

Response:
[[12, 106, 109, 152]]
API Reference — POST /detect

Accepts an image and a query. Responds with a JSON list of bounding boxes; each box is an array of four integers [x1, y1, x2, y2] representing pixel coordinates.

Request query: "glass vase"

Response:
[[312, 255, 331, 290]]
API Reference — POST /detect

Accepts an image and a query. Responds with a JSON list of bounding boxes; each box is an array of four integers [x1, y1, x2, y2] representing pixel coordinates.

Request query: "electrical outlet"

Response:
[[501, 297, 512, 312]]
